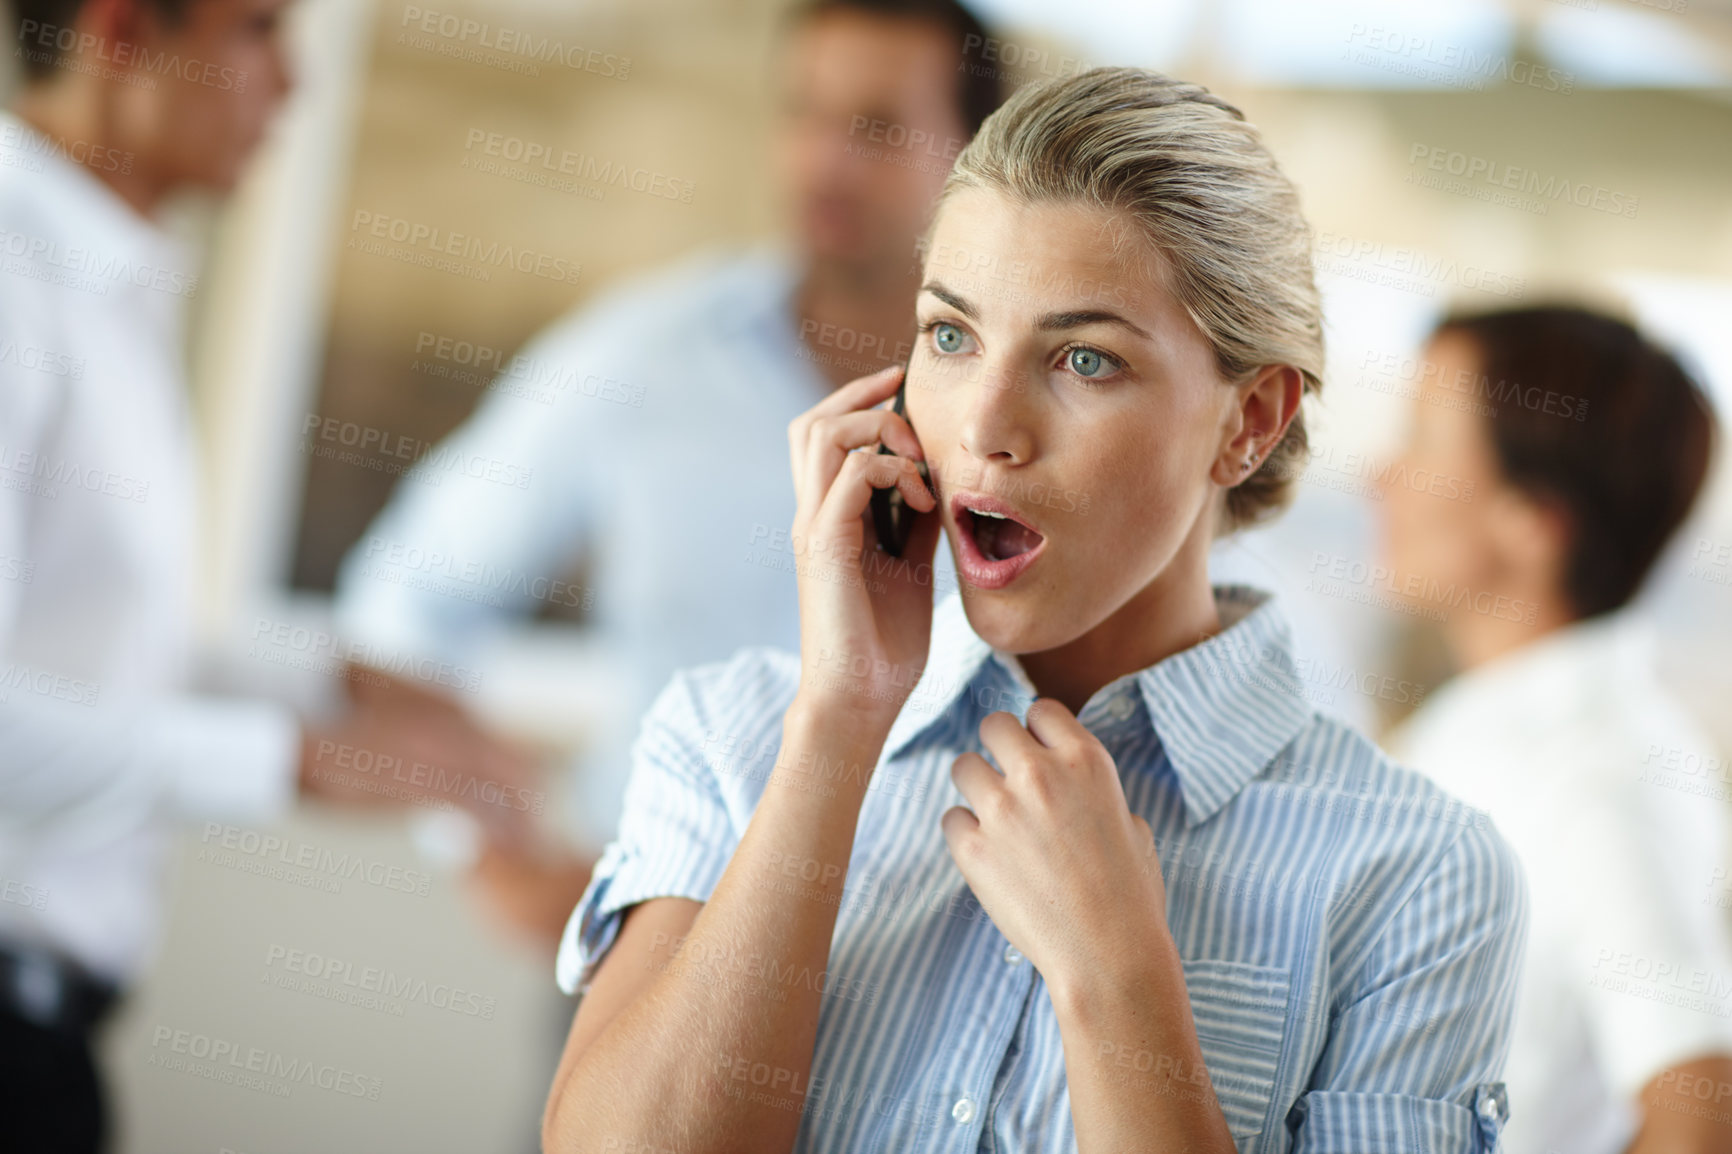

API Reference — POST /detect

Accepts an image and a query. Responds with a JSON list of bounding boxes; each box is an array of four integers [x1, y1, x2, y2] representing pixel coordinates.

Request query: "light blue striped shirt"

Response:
[[556, 585, 1528, 1153]]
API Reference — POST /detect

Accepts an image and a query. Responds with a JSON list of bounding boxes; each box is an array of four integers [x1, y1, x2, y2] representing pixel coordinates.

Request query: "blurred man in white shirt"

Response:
[[333, 0, 1003, 942], [1379, 305, 1730, 1154], [0, 0, 537, 1146]]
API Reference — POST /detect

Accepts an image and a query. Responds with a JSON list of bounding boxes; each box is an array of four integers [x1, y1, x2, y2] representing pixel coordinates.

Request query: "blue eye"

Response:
[[934, 322, 964, 353], [1068, 347, 1107, 377]]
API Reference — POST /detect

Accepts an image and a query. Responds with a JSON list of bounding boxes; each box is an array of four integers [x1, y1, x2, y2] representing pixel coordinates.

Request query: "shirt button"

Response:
[[952, 1097, 976, 1124], [1108, 694, 1136, 721], [1003, 943, 1023, 965]]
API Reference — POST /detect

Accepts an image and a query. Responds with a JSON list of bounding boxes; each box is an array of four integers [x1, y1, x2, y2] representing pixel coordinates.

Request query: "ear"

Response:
[[1210, 363, 1305, 488], [1486, 485, 1571, 600]]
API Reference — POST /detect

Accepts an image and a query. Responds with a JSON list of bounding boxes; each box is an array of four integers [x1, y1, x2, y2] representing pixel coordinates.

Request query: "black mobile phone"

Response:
[[869, 365, 931, 558]]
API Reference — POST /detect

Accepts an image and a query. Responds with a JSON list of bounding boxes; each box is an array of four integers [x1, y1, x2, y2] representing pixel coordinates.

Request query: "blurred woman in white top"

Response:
[[1379, 305, 1729, 1154]]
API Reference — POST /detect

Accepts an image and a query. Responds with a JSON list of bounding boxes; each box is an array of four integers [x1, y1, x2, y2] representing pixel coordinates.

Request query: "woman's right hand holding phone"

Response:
[[544, 365, 942, 1154], [785, 363, 942, 731]]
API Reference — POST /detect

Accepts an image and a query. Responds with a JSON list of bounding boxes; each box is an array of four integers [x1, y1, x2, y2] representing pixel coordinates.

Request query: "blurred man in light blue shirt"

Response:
[[334, 0, 1004, 939]]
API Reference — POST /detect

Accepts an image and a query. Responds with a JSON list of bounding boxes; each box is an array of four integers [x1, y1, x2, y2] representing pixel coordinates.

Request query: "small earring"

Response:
[[1241, 453, 1258, 473]]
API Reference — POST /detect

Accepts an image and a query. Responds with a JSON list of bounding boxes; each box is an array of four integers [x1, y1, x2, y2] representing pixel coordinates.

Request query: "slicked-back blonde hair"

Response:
[[927, 66, 1324, 533]]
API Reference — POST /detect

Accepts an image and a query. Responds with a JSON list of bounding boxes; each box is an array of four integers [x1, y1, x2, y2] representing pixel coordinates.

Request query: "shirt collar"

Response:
[[883, 584, 1314, 828]]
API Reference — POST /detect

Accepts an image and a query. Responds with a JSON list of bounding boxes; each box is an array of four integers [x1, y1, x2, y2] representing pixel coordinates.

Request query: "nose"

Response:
[[956, 359, 1035, 466]]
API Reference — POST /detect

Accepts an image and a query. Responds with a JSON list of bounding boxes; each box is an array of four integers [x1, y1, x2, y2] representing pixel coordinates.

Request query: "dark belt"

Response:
[[0, 942, 122, 1038]]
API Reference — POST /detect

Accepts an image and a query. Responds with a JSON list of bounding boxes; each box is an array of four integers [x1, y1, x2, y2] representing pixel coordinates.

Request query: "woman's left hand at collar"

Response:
[[941, 697, 1171, 994]]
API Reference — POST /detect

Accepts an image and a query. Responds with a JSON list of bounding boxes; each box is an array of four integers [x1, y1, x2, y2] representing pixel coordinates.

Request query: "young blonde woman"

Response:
[[541, 67, 1527, 1154]]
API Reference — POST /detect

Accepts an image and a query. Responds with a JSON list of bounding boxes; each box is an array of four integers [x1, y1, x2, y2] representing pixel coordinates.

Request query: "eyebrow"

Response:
[[920, 281, 978, 320], [920, 280, 1151, 340]]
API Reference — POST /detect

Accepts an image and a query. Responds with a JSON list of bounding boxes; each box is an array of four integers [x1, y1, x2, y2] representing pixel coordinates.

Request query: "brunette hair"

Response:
[[1435, 305, 1718, 619]]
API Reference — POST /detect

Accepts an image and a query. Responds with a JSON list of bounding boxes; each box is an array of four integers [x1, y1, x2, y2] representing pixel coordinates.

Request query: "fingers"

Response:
[[980, 698, 1095, 754], [801, 362, 904, 422], [787, 364, 905, 487], [977, 709, 1042, 774], [898, 488, 946, 561], [822, 407, 925, 463], [1021, 697, 1095, 754], [943, 752, 1006, 871], [939, 804, 981, 854], [807, 451, 934, 551], [949, 750, 1002, 812], [797, 409, 927, 530]]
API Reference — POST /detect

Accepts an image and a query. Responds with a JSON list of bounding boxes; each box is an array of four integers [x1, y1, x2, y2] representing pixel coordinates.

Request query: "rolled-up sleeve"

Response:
[[554, 662, 742, 996], [1291, 822, 1530, 1153]]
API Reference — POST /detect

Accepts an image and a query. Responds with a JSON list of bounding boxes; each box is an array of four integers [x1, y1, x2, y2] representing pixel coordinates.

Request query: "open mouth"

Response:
[[964, 506, 1045, 561], [946, 489, 1047, 590]]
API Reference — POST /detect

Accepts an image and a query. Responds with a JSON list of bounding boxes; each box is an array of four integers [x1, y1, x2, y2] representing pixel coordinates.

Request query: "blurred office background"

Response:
[[3, 0, 1729, 1148]]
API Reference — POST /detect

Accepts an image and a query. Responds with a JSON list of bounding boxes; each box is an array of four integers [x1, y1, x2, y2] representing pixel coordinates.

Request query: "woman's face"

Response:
[[1379, 331, 1507, 602], [906, 187, 1257, 654]]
